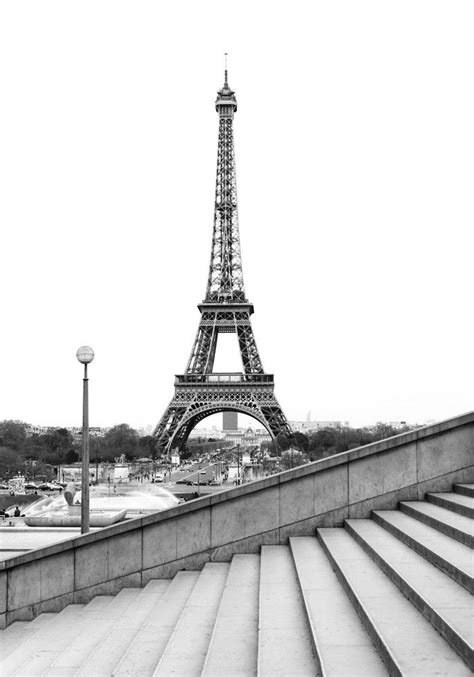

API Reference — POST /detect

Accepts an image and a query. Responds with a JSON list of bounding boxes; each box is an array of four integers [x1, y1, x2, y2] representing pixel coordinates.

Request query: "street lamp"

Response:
[[76, 345, 94, 534]]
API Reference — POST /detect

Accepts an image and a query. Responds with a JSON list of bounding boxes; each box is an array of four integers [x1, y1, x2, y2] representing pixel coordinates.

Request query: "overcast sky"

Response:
[[1, 1, 472, 432]]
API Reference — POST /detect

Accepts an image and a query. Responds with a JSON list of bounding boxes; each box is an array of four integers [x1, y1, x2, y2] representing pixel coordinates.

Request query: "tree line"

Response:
[[0, 420, 158, 480], [267, 422, 412, 470]]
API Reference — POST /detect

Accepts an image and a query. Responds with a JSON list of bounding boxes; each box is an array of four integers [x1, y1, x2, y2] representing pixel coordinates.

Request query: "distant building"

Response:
[[290, 420, 350, 433], [25, 424, 55, 437], [68, 426, 109, 442], [223, 426, 271, 446], [222, 411, 238, 431], [188, 426, 224, 440], [25, 424, 110, 439]]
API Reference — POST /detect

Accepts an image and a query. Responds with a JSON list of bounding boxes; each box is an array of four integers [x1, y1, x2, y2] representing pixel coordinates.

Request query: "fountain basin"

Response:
[[24, 509, 127, 528]]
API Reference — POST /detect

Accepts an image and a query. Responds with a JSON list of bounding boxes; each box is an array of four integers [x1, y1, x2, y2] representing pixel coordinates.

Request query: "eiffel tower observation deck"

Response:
[[153, 65, 292, 454]]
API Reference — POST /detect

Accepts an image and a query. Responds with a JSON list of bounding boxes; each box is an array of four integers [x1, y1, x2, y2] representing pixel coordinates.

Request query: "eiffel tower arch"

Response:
[[153, 67, 292, 454]]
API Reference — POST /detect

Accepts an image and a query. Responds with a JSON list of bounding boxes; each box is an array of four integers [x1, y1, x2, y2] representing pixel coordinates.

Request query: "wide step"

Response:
[[202, 554, 260, 676], [258, 545, 318, 676], [454, 483, 474, 498], [373, 509, 473, 592], [76, 579, 170, 677], [0, 601, 95, 676], [45, 588, 141, 676], [345, 518, 473, 668], [400, 500, 473, 547], [153, 563, 229, 676], [426, 492, 474, 519], [0, 618, 55, 661], [318, 527, 471, 676], [290, 536, 387, 676], [113, 571, 199, 675]]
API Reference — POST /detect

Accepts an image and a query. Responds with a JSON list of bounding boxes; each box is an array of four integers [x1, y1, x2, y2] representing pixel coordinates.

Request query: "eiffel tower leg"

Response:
[[186, 323, 219, 374], [153, 400, 188, 455], [237, 322, 264, 373]]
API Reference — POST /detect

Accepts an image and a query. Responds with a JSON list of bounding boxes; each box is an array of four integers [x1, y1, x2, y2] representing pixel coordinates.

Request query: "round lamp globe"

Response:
[[76, 346, 95, 365]]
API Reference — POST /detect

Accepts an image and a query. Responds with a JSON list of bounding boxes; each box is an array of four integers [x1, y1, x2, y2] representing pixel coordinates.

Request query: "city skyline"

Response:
[[1, 2, 472, 432]]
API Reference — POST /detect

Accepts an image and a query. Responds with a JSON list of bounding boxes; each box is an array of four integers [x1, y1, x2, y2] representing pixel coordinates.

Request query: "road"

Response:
[[163, 460, 228, 494]]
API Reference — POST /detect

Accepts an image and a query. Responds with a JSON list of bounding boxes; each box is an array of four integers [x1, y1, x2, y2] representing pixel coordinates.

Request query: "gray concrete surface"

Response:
[[113, 571, 199, 675], [153, 563, 229, 676], [372, 509, 473, 592], [290, 536, 387, 676], [0, 410, 473, 627], [0, 485, 472, 675], [202, 554, 259, 677], [76, 579, 170, 676], [426, 492, 474, 518], [318, 528, 471, 676], [345, 518, 473, 667], [400, 500, 474, 546], [258, 545, 318, 676], [454, 484, 474, 498]]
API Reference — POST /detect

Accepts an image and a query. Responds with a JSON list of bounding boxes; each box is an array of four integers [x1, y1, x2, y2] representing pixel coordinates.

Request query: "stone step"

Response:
[[11, 596, 115, 677], [76, 579, 170, 677], [28, 612, 57, 628], [0, 622, 34, 661], [201, 554, 260, 677], [373, 509, 473, 592], [44, 588, 141, 676], [258, 545, 318, 676], [153, 563, 229, 676], [426, 492, 474, 519], [399, 501, 473, 547], [345, 519, 474, 669], [318, 527, 471, 676], [0, 602, 89, 675], [0, 611, 59, 660], [290, 536, 387, 676], [454, 483, 474, 498], [113, 571, 200, 676]]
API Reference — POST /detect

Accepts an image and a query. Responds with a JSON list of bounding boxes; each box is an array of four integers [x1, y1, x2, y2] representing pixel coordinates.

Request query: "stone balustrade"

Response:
[[1, 411, 473, 628]]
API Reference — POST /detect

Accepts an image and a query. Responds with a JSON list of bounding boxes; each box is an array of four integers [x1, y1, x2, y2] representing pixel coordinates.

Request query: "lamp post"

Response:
[[76, 346, 94, 534], [237, 444, 241, 485]]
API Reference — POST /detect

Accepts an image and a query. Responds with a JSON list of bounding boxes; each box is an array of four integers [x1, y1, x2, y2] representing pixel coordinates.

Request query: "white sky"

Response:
[[0, 1, 472, 431]]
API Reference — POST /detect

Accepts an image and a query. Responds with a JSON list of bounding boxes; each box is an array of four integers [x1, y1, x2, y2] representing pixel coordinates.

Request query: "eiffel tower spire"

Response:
[[206, 65, 244, 303], [153, 68, 291, 454]]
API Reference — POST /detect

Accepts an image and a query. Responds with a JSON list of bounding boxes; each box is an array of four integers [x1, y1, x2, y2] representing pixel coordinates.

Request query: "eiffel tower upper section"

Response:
[[205, 68, 245, 305], [185, 67, 264, 376]]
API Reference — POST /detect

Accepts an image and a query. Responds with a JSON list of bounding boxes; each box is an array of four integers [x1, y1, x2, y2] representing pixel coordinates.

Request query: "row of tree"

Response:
[[1, 418, 410, 479], [0, 420, 159, 480], [269, 422, 411, 469]]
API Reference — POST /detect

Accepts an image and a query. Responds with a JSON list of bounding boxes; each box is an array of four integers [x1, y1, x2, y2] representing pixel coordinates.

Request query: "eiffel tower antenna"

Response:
[[153, 68, 291, 455]]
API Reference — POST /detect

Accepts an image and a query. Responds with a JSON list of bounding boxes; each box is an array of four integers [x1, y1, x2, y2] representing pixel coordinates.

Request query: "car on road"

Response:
[[199, 470, 206, 475], [38, 482, 62, 491]]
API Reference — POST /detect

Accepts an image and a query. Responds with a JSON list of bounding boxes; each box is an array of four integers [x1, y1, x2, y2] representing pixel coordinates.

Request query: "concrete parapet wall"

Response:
[[1, 411, 473, 627]]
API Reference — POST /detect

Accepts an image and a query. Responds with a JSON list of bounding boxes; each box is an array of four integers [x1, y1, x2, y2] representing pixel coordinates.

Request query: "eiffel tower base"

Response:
[[154, 374, 291, 454]]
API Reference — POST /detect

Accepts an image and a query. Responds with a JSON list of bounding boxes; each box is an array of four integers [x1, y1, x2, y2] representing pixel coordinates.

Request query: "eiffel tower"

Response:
[[153, 67, 292, 454]]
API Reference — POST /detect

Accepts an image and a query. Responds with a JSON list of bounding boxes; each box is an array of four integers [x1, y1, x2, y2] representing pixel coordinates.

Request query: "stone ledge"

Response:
[[1, 411, 472, 574]]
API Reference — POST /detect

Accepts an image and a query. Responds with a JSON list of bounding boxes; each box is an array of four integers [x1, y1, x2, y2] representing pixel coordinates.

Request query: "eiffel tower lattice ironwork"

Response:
[[153, 68, 292, 454]]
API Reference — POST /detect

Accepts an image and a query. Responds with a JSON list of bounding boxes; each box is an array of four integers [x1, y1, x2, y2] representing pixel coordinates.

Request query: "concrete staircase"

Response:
[[1, 484, 472, 676]]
